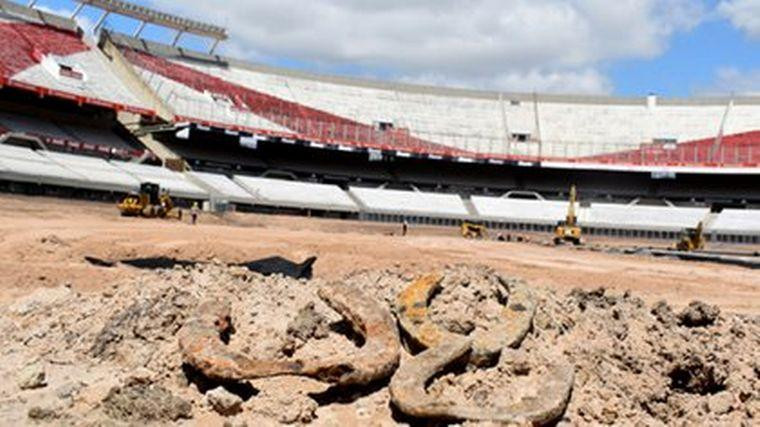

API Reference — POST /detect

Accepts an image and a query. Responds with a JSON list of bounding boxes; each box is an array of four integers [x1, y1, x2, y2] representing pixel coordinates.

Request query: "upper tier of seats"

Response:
[[122, 48, 467, 157], [116, 37, 760, 165], [0, 12, 150, 114], [582, 131, 760, 166]]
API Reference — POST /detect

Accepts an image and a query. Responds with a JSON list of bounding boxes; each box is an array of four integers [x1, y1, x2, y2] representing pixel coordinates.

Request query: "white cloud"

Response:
[[718, 0, 760, 38], [705, 67, 760, 95], [147, 0, 705, 94]]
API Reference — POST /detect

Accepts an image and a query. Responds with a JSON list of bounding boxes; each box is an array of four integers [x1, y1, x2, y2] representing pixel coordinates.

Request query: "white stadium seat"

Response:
[[349, 187, 470, 218], [186, 171, 256, 204], [41, 151, 139, 192], [584, 204, 709, 231], [471, 197, 569, 224], [110, 161, 208, 199], [708, 209, 760, 234], [234, 175, 358, 212]]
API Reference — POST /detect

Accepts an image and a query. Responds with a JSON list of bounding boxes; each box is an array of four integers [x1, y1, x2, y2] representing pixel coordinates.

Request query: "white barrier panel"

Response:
[[234, 175, 358, 212], [186, 171, 255, 204], [708, 209, 760, 234], [350, 187, 470, 217], [111, 161, 208, 199], [471, 196, 569, 224], [0, 144, 88, 187], [584, 204, 708, 231], [42, 151, 139, 192]]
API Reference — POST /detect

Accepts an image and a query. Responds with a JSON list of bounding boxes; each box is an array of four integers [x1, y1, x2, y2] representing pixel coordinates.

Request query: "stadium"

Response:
[[0, 1, 758, 425]]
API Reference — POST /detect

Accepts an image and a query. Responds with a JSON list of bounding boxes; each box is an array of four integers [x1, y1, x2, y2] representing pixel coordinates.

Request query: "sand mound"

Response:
[[0, 264, 757, 425]]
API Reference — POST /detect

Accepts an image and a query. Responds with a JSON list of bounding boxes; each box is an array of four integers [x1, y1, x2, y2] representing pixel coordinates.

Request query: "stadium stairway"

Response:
[[99, 34, 176, 122], [116, 111, 183, 168]]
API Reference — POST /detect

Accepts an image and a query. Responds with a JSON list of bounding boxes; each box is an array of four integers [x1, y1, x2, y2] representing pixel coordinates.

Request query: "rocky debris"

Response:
[[90, 287, 197, 358], [569, 287, 618, 311], [206, 387, 243, 416], [0, 263, 757, 425], [27, 406, 62, 421], [287, 302, 329, 342], [668, 354, 727, 395], [428, 266, 512, 335], [102, 383, 192, 422], [651, 300, 677, 326], [707, 391, 735, 415], [678, 301, 720, 328], [248, 386, 318, 424], [17, 363, 46, 390]]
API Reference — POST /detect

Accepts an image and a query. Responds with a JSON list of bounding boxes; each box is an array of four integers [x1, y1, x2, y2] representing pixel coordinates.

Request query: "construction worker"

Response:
[[191, 202, 199, 225]]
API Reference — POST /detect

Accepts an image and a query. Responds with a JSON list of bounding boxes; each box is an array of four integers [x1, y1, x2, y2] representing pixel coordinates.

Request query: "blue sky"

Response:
[[24, 0, 760, 97]]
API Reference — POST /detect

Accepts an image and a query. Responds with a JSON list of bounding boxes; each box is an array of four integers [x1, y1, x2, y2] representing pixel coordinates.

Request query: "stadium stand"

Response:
[[233, 175, 359, 212], [0, 110, 147, 159], [0, 2, 758, 242], [0, 3, 152, 115], [707, 209, 760, 235], [349, 187, 471, 218], [471, 197, 570, 225], [40, 150, 139, 193], [583, 204, 709, 232], [0, 143, 86, 187], [120, 47, 467, 157], [111, 34, 760, 166], [584, 131, 760, 166], [110, 160, 207, 199], [186, 171, 256, 205]]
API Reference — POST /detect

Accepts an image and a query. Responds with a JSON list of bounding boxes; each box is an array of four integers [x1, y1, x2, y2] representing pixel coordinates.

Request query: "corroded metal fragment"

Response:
[[396, 275, 537, 365], [177, 297, 309, 381], [309, 282, 401, 386], [178, 284, 400, 386], [390, 338, 574, 425]]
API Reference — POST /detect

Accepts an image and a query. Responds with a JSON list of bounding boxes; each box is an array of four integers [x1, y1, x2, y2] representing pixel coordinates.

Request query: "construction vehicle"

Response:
[[674, 221, 706, 252], [118, 182, 182, 219], [461, 221, 488, 239], [554, 185, 583, 245]]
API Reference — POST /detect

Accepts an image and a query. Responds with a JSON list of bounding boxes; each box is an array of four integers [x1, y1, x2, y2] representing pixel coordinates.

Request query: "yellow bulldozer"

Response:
[[461, 221, 488, 239], [674, 221, 705, 252], [117, 182, 183, 220], [554, 185, 583, 245]]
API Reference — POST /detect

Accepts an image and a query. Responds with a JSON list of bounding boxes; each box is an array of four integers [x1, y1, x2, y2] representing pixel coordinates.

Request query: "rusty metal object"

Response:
[[178, 284, 400, 386], [390, 338, 575, 425], [308, 281, 401, 386], [471, 285, 538, 366], [396, 274, 456, 349], [177, 297, 311, 381], [396, 275, 537, 365]]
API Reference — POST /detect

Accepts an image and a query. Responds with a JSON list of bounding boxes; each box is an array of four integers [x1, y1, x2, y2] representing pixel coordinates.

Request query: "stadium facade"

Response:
[[0, 0, 759, 242]]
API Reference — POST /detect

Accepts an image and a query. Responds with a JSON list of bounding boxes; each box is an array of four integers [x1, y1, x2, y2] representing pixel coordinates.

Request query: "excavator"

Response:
[[674, 221, 706, 252], [554, 185, 583, 245], [461, 221, 488, 239], [117, 182, 182, 220]]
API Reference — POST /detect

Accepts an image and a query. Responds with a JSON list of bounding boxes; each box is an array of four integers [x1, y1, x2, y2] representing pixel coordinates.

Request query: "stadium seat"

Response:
[[233, 175, 358, 212], [349, 187, 470, 218]]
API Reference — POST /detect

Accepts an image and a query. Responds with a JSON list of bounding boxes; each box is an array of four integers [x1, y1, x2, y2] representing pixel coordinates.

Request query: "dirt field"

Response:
[[0, 194, 758, 313], [0, 194, 758, 425]]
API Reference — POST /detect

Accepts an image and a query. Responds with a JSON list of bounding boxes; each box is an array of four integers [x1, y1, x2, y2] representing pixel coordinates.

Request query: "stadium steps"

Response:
[[116, 111, 183, 168], [462, 196, 479, 217], [99, 35, 176, 122]]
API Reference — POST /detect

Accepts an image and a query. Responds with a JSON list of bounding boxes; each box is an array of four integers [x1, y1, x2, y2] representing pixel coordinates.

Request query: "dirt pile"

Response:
[[0, 264, 757, 425]]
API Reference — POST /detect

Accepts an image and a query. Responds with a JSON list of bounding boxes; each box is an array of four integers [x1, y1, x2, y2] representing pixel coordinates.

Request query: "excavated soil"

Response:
[[0, 195, 759, 425], [0, 262, 758, 425]]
